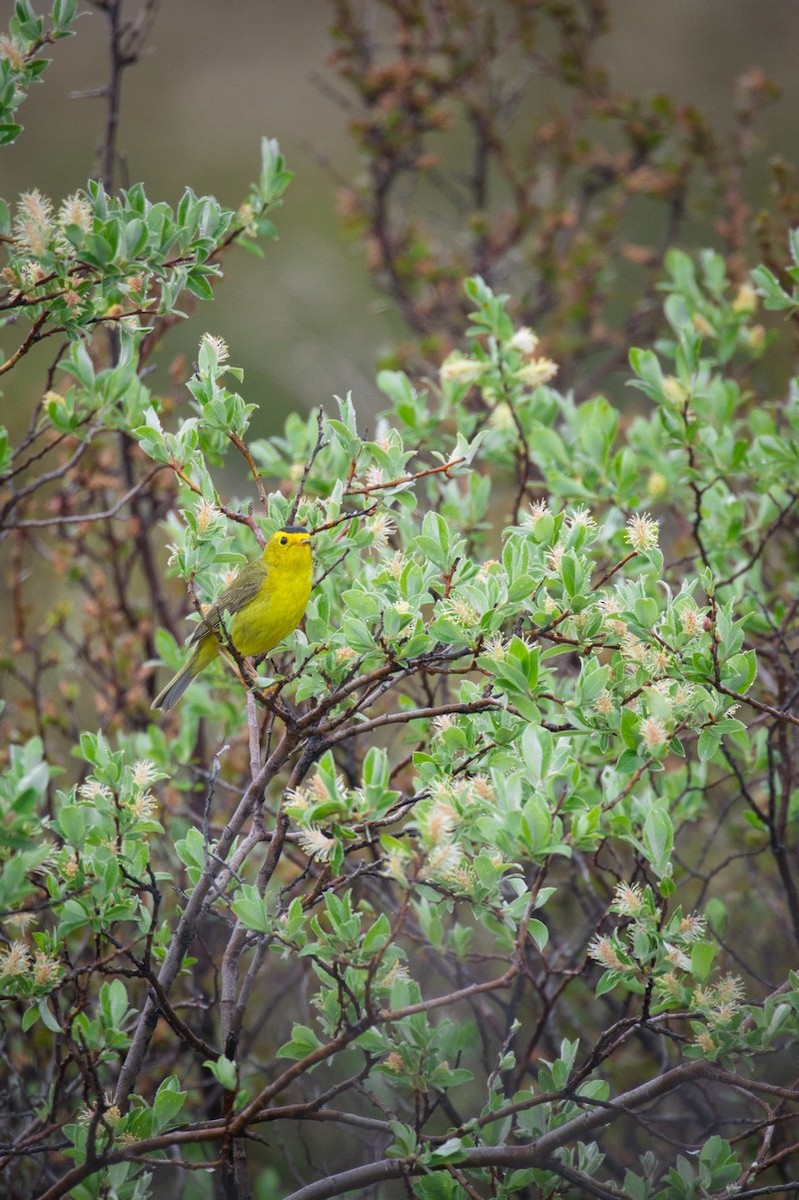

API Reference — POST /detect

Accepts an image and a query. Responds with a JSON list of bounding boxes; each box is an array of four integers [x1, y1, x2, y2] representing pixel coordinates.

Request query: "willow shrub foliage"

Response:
[[4, 5, 799, 1200], [327, 0, 788, 394]]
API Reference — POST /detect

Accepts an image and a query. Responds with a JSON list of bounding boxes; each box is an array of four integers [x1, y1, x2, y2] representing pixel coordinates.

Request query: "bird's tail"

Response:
[[152, 637, 216, 711]]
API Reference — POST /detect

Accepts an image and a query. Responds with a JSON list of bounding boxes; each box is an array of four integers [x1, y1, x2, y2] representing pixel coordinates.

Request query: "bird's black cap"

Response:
[[280, 525, 309, 534]]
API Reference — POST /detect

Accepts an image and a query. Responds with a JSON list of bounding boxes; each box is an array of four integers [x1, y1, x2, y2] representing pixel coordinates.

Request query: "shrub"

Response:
[[3, 4, 799, 1199]]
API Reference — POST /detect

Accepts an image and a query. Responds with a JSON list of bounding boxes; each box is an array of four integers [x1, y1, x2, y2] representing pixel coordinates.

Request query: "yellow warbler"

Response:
[[152, 526, 312, 711]]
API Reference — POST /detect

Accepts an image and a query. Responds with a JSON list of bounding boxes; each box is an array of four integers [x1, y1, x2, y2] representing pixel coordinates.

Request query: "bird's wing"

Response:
[[186, 560, 266, 646]]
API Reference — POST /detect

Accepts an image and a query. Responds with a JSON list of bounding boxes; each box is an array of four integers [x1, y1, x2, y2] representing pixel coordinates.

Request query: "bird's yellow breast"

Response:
[[229, 557, 311, 658]]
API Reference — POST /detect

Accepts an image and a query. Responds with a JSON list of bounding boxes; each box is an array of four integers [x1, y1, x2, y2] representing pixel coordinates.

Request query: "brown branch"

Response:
[[33, 1051, 795, 1200], [345, 455, 466, 496], [278, 1058, 715, 1200], [113, 729, 299, 1110], [169, 459, 262, 539], [0, 311, 49, 376], [713, 682, 799, 729], [229, 431, 269, 511], [2, 465, 164, 531], [321, 696, 501, 747], [288, 406, 327, 523]]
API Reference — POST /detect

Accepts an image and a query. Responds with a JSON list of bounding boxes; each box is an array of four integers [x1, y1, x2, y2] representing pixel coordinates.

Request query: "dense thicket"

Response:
[[3, 4, 799, 1199]]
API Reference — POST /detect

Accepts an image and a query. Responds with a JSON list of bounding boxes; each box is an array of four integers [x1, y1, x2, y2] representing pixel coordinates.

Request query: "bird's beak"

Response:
[[300, 536, 312, 545]]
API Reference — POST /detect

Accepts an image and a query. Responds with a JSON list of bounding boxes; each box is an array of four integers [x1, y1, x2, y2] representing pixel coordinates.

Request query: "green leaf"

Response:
[[697, 726, 723, 763], [527, 918, 549, 950], [56, 804, 85, 844], [698, 1136, 740, 1189], [721, 650, 757, 693], [38, 999, 62, 1033], [704, 897, 727, 937], [642, 807, 673, 878], [427, 1136, 467, 1163], [205, 1055, 237, 1091], [628, 347, 665, 400], [690, 941, 716, 983], [622, 1170, 648, 1200], [413, 1175, 461, 1200], [387, 1120, 417, 1157], [57, 897, 91, 936], [362, 913, 391, 955], [277, 1024, 322, 1061], [153, 1075, 187, 1129], [231, 885, 271, 933], [521, 794, 551, 851], [100, 979, 129, 1028]]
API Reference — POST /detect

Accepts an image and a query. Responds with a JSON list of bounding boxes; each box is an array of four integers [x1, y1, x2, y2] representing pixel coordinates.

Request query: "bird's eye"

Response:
[[280, 535, 288, 545]]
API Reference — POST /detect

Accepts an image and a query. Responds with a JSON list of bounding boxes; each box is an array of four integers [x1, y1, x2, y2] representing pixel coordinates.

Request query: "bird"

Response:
[[152, 526, 313, 711]]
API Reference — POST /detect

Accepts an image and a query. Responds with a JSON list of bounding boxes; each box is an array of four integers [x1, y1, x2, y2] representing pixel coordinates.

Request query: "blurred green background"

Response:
[[5, 0, 799, 433]]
